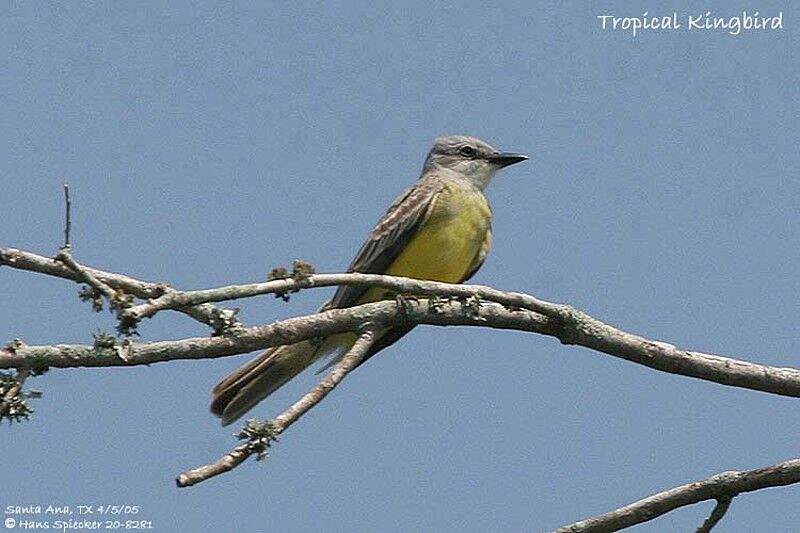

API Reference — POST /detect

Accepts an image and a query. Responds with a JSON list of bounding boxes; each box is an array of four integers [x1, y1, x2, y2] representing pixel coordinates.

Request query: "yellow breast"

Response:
[[328, 181, 493, 356], [382, 181, 491, 286]]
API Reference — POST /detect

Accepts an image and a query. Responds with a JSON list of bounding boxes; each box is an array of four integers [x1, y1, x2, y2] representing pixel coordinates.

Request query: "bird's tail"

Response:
[[210, 340, 321, 426]]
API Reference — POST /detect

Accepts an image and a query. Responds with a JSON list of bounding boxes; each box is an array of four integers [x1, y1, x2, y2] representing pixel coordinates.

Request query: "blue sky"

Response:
[[1, 2, 798, 532]]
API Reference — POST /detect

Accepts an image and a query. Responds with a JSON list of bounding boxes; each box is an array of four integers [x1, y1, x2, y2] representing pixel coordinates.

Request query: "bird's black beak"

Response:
[[486, 151, 528, 168]]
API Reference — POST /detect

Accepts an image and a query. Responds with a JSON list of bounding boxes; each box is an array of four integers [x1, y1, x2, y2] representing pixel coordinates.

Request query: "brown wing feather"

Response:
[[328, 177, 444, 309]]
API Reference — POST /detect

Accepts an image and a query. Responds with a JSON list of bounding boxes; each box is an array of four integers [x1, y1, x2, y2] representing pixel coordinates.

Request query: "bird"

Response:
[[210, 135, 527, 425]]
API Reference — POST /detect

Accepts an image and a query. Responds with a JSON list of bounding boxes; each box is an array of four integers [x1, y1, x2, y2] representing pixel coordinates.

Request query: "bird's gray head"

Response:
[[421, 135, 527, 190]]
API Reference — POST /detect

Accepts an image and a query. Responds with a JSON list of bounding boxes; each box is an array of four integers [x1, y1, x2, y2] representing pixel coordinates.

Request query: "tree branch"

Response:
[[696, 497, 732, 533], [120, 271, 561, 324], [0, 247, 241, 333], [56, 247, 122, 308], [6, 244, 800, 519], [3, 270, 800, 400], [175, 326, 379, 487], [0, 300, 551, 368], [7, 246, 800, 400], [552, 459, 800, 532], [62, 184, 72, 248]]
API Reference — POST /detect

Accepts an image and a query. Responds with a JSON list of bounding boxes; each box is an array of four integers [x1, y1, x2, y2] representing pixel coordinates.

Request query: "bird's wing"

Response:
[[327, 176, 445, 309], [462, 220, 492, 282]]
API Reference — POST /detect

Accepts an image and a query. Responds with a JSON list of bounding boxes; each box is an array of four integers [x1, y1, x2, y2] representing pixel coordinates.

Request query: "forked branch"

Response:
[[4, 245, 800, 527], [552, 458, 800, 532], [175, 326, 379, 487]]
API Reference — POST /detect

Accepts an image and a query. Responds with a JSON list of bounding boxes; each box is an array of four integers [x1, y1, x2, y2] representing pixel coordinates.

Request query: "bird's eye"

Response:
[[459, 145, 477, 158]]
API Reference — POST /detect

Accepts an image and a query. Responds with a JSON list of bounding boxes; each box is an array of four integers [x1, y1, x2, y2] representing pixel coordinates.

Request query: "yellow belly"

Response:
[[359, 182, 492, 304], [319, 181, 492, 362]]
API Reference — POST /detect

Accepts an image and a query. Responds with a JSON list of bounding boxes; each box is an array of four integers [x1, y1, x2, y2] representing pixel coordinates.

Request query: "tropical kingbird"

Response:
[[210, 135, 527, 425]]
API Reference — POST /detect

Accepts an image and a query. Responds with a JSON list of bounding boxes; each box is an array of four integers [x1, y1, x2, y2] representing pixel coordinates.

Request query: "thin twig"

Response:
[[122, 271, 562, 324], [271, 326, 378, 431], [63, 184, 71, 248], [173, 443, 254, 488], [55, 248, 120, 305], [0, 247, 239, 331], [54, 186, 124, 306], [176, 326, 379, 487], [696, 497, 733, 533], [552, 460, 800, 532], [54, 189, 116, 302]]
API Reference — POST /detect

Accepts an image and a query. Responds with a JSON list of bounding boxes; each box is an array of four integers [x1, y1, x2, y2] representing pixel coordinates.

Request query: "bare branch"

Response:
[[6, 244, 800, 520], [1, 247, 162, 297], [55, 187, 125, 311], [548, 307, 800, 398], [271, 326, 378, 430], [121, 271, 561, 323], [696, 497, 732, 533], [0, 300, 550, 369], [0, 247, 240, 333], [56, 247, 121, 307], [4, 282, 800, 400], [552, 459, 800, 532], [7, 246, 800, 399], [174, 443, 253, 487], [176, 326, 379, 487], [63, 184, 72, 248]]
